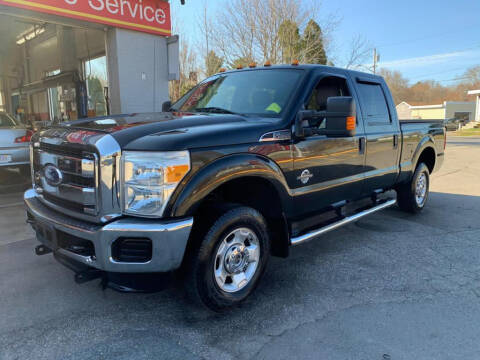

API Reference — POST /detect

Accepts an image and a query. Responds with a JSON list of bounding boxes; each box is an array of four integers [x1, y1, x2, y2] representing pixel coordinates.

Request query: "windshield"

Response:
[[172, 69, 303, 117], [0, 113, 17, 127]]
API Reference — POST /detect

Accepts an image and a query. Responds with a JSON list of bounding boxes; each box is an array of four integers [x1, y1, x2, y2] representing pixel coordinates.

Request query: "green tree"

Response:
[[301, 20, 327, 65], [278, 20, 300, 64], [205, 50, 224, 77]]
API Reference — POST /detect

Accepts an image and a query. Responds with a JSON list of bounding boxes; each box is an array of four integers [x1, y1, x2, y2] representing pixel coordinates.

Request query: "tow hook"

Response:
[[35, 244, 52, 256]]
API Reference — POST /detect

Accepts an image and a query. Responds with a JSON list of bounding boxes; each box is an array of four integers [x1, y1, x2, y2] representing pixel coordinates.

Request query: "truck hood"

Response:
[[61, 112, 279, 151]]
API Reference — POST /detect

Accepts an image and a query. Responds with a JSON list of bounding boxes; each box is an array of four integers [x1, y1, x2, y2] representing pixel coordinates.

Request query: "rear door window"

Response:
[[356, 82, 391, 124]]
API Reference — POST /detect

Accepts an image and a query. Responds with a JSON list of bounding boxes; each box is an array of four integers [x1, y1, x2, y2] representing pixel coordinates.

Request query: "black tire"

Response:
[[185, 206, 270, 312], [396, 162, 430, 213]]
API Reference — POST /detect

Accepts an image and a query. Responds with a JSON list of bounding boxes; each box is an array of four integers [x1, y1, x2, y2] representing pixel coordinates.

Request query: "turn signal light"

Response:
[[165, 164, 190, 183], [346, 117, 356, 131], [15, 130, 33, 143]]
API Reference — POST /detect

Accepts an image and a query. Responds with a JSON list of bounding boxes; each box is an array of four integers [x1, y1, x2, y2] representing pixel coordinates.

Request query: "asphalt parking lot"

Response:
[[1, 137, 480, 360]]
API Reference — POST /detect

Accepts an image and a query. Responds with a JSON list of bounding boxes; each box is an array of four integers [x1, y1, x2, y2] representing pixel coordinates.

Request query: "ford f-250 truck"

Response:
[[25, 65, 445, 311]]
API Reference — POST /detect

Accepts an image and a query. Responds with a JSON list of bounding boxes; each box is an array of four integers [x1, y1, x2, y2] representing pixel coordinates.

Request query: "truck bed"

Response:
[[398, 119, 446, 182]]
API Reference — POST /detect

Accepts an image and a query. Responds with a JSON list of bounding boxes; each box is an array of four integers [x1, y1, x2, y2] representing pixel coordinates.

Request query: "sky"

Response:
[[170, 0, 480, 86]]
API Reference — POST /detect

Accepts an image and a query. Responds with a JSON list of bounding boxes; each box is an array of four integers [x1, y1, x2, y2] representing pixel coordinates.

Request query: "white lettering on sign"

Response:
[[144, 6, 154, 22], [88, 0, 104, 11], [62, 0, 166, 25], [106, 0, 119, 14], [155, 8, 166, 24]]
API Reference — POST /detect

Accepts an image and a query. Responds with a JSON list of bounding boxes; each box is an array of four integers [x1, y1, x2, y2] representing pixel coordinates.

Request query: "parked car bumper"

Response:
[[0, 145, 29, 167], [24, 189, 193, 273]]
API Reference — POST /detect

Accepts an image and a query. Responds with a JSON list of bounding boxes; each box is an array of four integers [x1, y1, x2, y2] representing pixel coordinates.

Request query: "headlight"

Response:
[[121, 151, 190, 217]]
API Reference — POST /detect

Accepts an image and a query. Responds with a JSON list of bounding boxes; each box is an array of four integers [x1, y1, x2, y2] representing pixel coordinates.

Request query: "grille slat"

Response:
[[39, 142, 91, 158], [61, 173, 95, 188], [43, 193, 96, 213]]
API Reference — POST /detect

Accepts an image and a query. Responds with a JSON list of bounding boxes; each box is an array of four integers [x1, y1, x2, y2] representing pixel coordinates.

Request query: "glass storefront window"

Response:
[[84, 56, 108, 117]]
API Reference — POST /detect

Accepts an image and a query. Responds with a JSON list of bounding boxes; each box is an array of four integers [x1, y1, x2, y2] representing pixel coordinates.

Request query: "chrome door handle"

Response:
[[393, 134, 399, 148], [359, 137, 366, 154]]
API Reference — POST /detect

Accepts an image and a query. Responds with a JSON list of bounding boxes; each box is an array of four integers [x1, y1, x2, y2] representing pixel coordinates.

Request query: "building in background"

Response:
[[396, 101, 476, 122], [396, 102, 412, 120], [0, 0, 180, 128], [467, 90, 480, 122]]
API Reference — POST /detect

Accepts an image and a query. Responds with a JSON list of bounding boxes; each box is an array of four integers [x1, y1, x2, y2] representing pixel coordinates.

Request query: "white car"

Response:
[[0, 112, 32, 176]]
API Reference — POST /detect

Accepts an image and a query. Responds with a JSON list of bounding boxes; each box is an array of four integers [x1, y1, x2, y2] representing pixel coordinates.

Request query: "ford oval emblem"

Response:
[[43, 164, 63, 187]]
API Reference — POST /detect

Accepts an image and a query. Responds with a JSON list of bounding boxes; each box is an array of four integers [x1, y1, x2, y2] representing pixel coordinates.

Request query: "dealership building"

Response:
[[0, 0, 180, 127]]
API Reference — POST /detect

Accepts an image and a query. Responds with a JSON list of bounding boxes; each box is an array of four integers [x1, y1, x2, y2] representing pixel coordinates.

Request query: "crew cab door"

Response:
[[291, 72, 366, 218], [351, 76, 401, 193]]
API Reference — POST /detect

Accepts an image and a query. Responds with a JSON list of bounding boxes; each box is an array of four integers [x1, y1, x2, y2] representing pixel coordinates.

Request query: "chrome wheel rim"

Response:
[[415, 172, 428, 206], [213, 227, 260, 293]]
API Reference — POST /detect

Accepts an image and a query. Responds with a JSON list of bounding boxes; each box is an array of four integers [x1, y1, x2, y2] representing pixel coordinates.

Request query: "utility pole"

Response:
[[373, 48, 380, 74]]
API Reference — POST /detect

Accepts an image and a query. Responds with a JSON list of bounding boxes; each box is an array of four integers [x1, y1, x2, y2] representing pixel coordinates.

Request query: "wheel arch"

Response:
[[170, 154, 292, 258], [413, 137, 436, 174]]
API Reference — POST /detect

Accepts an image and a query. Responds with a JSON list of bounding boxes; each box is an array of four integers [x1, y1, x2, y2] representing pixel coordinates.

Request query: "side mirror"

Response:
[[294, 110, 312, 139], [294, 96, 356, 139], [323, 96, 356, 137], [162, 101, 172, 112]]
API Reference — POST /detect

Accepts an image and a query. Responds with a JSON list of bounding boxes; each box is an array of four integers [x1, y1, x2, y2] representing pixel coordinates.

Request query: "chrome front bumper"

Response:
[[24, 189, 193, 273]]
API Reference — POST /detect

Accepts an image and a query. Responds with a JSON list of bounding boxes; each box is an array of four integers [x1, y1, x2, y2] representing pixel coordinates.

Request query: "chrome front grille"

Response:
[[33, 143, 99, 216], [31, 129, 122, 224]]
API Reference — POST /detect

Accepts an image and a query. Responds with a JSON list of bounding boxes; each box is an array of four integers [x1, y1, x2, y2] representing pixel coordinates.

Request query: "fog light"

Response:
[[111, 238, 152, 263]]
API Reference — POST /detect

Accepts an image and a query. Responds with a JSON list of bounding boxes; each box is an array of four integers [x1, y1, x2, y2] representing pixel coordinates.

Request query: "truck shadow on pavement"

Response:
[[84, 191, 480, 303]]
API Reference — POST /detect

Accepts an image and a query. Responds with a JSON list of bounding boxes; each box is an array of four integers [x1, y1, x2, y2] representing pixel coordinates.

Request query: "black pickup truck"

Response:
[[25, 65, 445, 310]]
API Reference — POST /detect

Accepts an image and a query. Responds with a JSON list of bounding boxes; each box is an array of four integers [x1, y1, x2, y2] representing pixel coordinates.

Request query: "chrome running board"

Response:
[[290, 199, 397, 246]]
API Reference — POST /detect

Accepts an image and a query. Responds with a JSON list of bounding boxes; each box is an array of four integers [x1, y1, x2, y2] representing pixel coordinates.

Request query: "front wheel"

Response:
[[397, 162, 430, 213], [185, 206, 270, 311]]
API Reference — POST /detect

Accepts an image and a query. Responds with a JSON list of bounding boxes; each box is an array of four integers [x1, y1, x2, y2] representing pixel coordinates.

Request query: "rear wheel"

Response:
[[397, 162, 430, 213], [185, 206, 270, 311]]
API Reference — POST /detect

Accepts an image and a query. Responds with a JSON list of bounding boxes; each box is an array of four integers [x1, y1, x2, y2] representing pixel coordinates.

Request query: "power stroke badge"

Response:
[[297, 169, 313, 184]]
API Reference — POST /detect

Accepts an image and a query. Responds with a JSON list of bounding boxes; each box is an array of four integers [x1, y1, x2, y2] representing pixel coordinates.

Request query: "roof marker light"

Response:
[[292, 59, 299, 66], [264, 61, 272, 67]]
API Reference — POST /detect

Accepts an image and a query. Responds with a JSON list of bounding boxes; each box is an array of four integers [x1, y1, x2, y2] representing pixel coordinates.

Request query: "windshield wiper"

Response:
[[194, 107, 237, 115]]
